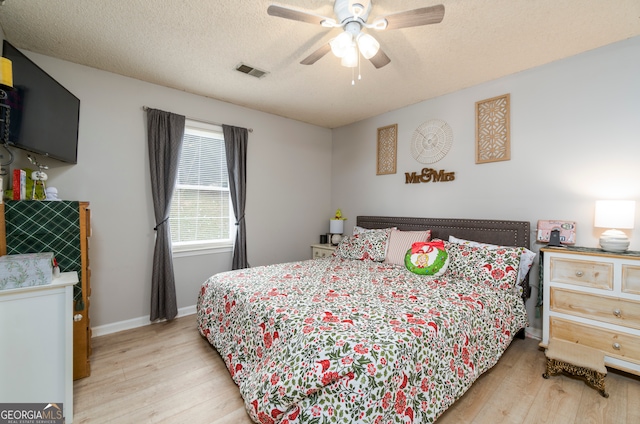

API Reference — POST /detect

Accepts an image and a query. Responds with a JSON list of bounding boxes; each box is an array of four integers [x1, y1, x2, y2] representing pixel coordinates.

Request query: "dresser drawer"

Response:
[[622, 264, 640, 295], [550, 317, 640, 365], [550, 287, 640, 330], [312, 244, 335, 259], [549, 257, 613, 290]]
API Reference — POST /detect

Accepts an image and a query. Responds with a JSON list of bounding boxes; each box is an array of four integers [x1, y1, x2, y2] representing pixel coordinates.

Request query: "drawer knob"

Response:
[[613, 309, 622, 317], [575, 271, 584, 277], [74, 314, 83, 322], [612, 342, 621, 350]]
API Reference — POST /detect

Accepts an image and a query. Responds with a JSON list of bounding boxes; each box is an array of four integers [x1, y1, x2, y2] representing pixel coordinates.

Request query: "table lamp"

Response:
[[329, 218, 344, 245], [594, 200, 636, 252]]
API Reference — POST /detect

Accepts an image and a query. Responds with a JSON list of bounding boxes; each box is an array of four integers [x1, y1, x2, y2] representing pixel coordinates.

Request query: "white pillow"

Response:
[[448, 235, 536, 286]]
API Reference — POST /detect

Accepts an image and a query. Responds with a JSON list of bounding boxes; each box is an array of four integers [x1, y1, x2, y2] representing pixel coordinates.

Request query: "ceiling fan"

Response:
[[267, 0, 445, 71]]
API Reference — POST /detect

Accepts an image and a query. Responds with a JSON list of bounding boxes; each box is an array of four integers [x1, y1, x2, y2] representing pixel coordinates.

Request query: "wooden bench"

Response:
[[542, 339, 608, 397]]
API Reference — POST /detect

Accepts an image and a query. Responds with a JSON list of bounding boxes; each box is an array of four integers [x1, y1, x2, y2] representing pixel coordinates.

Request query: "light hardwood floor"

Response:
[[74, 316, 640, 423]]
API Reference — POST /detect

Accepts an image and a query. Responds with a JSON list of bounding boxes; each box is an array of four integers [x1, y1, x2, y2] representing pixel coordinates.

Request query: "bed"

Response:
[[197, 216, 532, 423]]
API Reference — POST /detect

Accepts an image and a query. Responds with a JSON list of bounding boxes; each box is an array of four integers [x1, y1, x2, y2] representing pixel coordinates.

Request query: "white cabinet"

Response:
[[540, 247, 640, 376], [0, 272, 78, 423]]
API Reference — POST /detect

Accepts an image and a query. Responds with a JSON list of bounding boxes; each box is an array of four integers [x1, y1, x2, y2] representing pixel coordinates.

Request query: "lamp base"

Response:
[[599, 229, 630, 252], [330, 233, 343, 246]]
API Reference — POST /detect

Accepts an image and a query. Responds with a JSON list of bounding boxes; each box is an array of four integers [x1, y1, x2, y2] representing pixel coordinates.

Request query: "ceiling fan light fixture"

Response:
[[320, 18, 338, 28], [356, 33, 380, 59], [341, 42, 359, 67], [368, 18, 388, 30], [330, 31, 353, 58], [350, 3, 365, 18]]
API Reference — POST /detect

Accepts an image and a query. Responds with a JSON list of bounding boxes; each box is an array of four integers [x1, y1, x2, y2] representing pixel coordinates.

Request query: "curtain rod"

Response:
[[142, 106, 253, 132]]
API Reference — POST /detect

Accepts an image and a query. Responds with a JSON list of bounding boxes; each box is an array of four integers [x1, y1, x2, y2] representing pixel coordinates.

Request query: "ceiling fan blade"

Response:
[[379, 4, 445, 30], [300, 43, 332, 65], [368, 48, 391, 69], [267, 4, 334, 26]]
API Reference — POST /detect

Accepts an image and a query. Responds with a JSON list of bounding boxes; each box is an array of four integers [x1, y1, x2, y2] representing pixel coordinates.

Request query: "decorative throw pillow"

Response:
[[384, 229, 432, 265], [473, 247, 522, 290], [334, 229, 392, 261], [404, 240, 449, 276], [353, 225, 396, 235], [448, 235, 536, 285], [445, 241, 521, 290]]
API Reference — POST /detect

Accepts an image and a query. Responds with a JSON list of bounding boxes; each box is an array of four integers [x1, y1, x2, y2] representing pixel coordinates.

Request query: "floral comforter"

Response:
[[197, 257, 528, 424]]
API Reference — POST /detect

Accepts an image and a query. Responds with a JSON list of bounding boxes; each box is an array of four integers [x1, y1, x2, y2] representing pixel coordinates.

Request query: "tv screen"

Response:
[[2, 40, 80, 164]]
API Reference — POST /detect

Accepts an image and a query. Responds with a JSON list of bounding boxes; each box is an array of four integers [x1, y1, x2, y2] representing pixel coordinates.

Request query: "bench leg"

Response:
[[542, 358, 608, 397]]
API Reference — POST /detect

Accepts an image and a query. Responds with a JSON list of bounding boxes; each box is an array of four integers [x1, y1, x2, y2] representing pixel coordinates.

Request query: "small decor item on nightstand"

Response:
[[594, 200, 636, 252], [329, 209, 347, 246]]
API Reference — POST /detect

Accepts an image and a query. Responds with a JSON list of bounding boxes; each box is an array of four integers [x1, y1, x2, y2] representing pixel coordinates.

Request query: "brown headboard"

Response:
[[356, 216, 532, 299]]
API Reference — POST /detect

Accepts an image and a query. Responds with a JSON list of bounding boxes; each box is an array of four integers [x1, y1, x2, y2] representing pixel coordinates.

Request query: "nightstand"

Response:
[[540, 246, 640, 376], [311, 243, 336, 259]]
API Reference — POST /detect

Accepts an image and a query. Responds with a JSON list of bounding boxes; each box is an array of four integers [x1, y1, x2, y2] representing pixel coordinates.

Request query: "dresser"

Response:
[[0, 272, 78, 423], [540, 246, 640, 376], [0, 201, 92, 380], [311, 243, 336, 259]]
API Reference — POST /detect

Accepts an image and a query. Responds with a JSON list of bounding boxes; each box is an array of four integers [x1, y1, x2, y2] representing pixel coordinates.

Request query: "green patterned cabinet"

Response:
[[0, 201, 92, 380]]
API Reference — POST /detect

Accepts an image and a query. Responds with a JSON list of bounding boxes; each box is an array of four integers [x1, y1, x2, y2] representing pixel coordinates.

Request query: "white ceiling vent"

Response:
[[235, 63, 268, 79]]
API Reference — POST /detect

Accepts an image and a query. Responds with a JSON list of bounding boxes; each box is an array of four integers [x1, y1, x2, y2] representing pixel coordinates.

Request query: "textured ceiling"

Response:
[[1, 0, 639, 128]]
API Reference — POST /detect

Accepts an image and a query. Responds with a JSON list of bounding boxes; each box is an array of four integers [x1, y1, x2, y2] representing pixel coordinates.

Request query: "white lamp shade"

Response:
[[356, 33, 380, 60], [330, 32, 353, 58], [594, 200, 636, 229], [329, 219, 344, 234], [340, 42, 358, 68]]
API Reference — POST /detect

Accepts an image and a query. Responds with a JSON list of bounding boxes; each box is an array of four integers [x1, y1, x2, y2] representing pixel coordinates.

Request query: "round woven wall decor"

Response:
[[410, 119, 453, 164]]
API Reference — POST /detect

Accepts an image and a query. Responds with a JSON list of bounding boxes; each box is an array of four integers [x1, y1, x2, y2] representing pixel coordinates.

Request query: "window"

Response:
[[170, 120, 234, 252]]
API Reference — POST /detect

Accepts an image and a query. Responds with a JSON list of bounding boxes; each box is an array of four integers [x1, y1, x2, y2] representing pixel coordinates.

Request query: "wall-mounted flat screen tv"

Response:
[[2, 40, 80, 164]]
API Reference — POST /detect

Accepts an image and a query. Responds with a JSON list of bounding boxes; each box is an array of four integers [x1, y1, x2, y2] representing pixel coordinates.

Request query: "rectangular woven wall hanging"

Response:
[[475, 93, 510, 164], [377, 124, 398, 175]]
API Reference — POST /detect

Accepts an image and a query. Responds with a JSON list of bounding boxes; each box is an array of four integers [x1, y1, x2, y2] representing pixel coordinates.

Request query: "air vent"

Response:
[[235, 63, 268, 79]]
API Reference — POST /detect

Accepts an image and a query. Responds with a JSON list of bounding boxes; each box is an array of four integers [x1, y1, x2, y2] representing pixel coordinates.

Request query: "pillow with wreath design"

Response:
[[404, 240, 449, 276], [334, 229, 392, 261]]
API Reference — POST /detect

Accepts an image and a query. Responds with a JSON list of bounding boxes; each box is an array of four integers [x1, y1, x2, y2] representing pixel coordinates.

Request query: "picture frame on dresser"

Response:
[[539, 245, 640, 376]]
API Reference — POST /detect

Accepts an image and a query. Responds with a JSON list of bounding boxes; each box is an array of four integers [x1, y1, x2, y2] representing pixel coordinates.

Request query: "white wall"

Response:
[[331, 36, 640, 332], [4, 48, 333, 329]]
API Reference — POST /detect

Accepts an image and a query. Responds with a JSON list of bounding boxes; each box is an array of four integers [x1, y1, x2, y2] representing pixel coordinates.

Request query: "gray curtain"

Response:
[[146, 108, 185, 321], [222, 124, 249, 269]]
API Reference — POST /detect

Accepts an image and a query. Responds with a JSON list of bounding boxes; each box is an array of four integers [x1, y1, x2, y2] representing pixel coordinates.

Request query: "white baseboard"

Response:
[[92, 305, 197, 338]]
